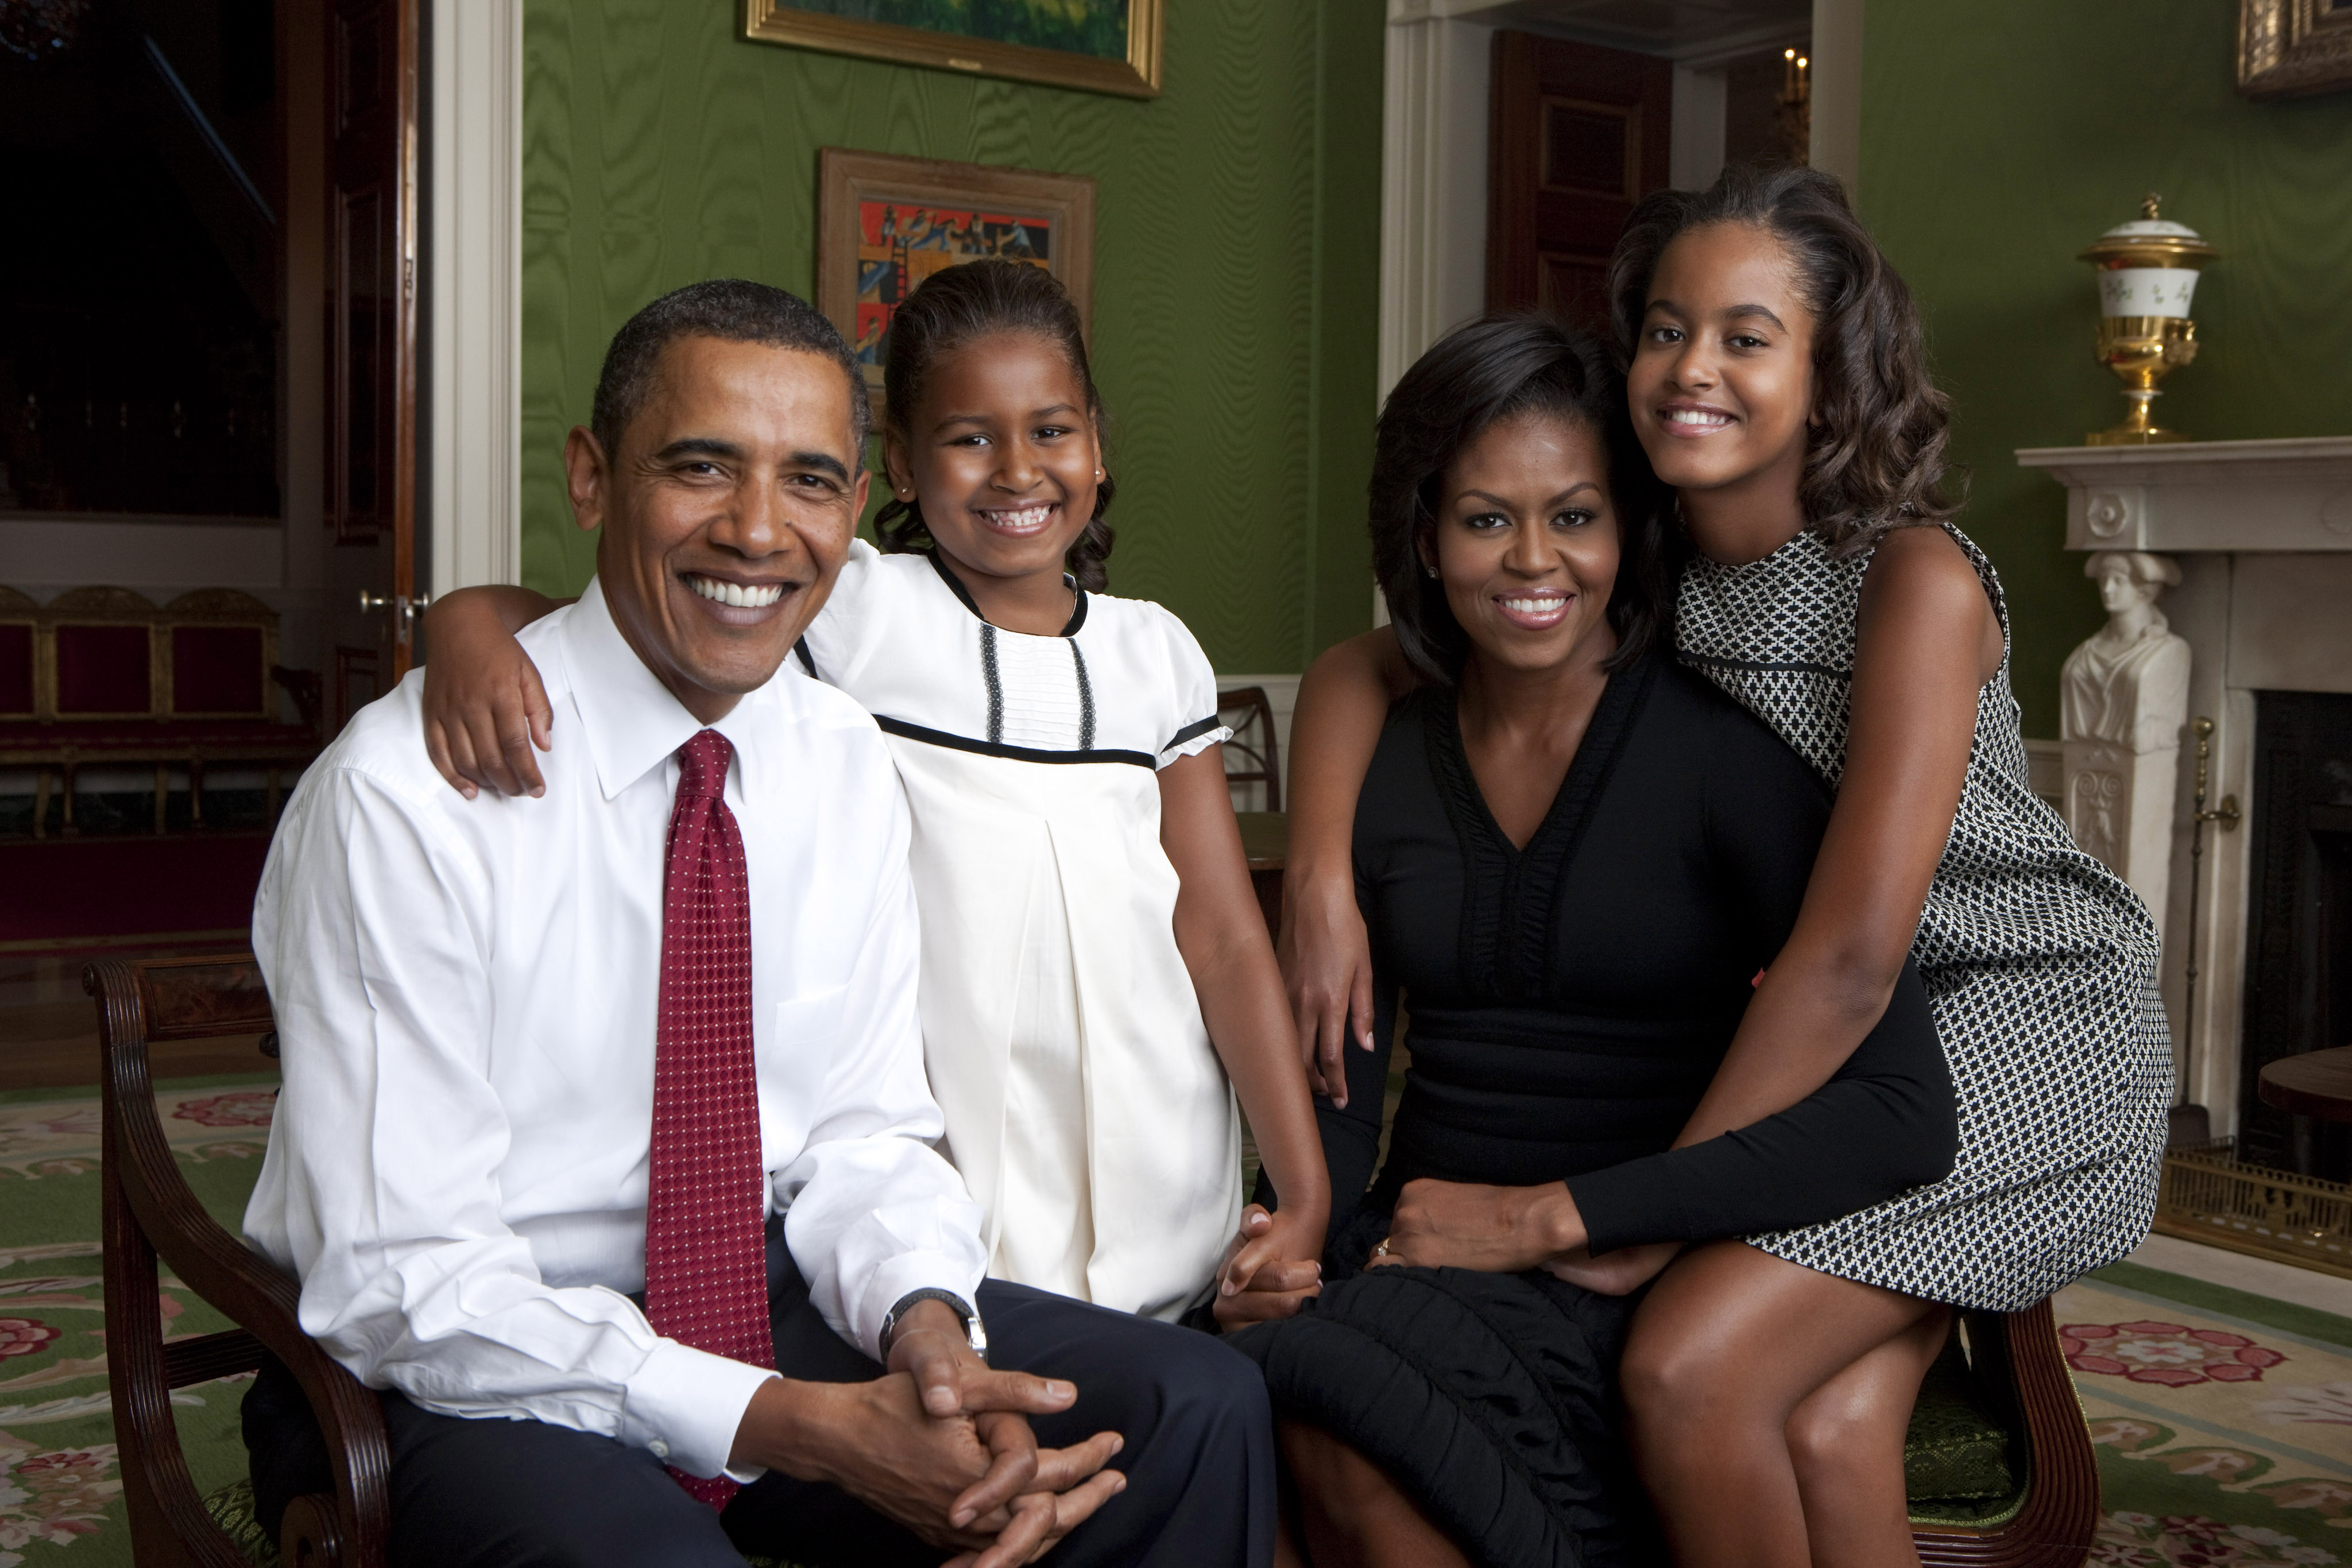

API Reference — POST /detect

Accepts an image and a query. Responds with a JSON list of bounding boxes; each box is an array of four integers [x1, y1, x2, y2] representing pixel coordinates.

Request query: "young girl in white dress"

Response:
[[419, 261, 1328, 1327]]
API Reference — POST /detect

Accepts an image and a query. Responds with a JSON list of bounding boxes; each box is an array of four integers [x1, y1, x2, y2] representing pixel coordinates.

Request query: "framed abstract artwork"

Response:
[[816, 149, 1096, 422], [745, 0, 1163, 99], [2239, 0, 2352, 99]]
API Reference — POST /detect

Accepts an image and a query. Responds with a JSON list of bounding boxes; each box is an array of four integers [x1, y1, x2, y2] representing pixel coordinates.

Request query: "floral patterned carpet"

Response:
[[0, 1075, 277, 1566], [2, 1073, 2349, 1566], [2060, 1261, 2352, 1565]]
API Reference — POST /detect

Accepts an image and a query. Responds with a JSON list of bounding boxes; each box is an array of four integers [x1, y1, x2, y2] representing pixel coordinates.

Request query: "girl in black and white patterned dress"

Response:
[[1282, 167, 2168, 1566]]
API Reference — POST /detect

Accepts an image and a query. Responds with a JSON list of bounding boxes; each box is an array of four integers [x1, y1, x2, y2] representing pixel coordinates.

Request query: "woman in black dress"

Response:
[[1227, 316, 1958, 1567]]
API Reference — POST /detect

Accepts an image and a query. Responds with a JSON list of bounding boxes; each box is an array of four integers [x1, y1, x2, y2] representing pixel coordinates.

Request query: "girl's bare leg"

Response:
[[1784, 1304, 1953, 1568], [1278, 1419, 1473, 1568], [1620, 1241, 1940, 1568]]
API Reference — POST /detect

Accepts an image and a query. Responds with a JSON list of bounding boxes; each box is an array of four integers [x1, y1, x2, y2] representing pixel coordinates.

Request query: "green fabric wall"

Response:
[[1860, 2, 2352, 737], [520, 0, 1383, 673]]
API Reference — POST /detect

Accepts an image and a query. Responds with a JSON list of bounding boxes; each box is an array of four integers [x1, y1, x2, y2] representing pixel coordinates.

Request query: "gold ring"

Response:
[[1374, 1239, 1392, 1257]]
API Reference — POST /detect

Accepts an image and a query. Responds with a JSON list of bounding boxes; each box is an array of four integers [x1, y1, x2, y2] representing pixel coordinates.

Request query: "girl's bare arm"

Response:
[[1281, 627, 1419, 1105], [1670, 526, 2002, 1152], [420, 586, 565, 798], [1159, 747, 1332, 1323]]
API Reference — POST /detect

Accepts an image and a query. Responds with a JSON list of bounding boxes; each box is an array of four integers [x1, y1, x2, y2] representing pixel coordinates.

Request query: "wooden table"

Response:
[[1235, 811, 1286, 939], [2259, 1047, 2352, 1122], [2257, 1046, 2352, 1176]]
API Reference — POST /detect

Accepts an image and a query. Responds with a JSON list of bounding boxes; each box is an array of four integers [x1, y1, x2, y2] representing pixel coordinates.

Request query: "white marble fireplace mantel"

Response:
[[2018, 436, 2352, 1138]]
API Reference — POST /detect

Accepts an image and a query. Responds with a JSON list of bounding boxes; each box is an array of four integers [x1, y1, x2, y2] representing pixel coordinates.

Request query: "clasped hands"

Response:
[[1369, 1179, 1680, 1296], [731, 1300, 1123, 1568]]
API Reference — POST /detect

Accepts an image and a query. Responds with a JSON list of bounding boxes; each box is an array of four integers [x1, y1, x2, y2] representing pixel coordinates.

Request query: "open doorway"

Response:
[[0, 0, 418, 1072]]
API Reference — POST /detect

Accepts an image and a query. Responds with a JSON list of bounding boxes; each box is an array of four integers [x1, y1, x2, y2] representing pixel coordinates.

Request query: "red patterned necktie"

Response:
[[643, 729, 773, 1508]]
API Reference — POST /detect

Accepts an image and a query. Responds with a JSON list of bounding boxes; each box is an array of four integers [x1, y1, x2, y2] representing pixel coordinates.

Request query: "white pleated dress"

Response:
[[796, 541, 1240, 1321]]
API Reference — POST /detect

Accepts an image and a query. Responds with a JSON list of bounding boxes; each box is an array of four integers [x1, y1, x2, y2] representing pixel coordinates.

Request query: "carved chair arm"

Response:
[[87, 959, 389, 1568]]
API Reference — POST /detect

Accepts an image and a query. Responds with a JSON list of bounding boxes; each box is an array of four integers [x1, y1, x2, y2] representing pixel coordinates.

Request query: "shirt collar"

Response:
[[558, 578, 749, 802]]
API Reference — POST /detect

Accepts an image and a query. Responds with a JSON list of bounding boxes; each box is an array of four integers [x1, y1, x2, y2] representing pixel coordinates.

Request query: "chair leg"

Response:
[[189, 758, 205, 830], [32, 766, 49, 839], [60, 762, 77, 835], [155, 765, 169, 835]]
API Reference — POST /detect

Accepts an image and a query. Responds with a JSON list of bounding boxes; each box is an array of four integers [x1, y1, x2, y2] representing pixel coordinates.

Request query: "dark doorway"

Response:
[[1485, 30, 1672, 328], [2239, 690, 2352, 1180], [0, 1, 282, 519]]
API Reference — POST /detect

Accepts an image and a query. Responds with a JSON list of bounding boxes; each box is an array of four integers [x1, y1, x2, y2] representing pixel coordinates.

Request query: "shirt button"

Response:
[[648, 1439, 670, 1459]]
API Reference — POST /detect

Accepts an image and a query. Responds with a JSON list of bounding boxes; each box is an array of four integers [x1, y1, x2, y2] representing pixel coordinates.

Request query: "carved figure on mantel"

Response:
[[2060, 551, 2189, 938]]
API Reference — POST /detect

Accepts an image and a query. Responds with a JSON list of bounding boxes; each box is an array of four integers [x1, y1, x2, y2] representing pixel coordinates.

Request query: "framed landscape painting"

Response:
[[816, 149, 1096, 421], [745, 0, 1164, 98]]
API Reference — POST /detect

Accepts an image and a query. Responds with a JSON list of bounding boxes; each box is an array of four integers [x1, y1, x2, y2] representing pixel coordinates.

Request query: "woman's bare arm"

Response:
[[1669, 526, 2001, 1151], [1159, 747, 1331, 1325], [420, 586, 565, 798], [1281, 626, 1420, 1104]]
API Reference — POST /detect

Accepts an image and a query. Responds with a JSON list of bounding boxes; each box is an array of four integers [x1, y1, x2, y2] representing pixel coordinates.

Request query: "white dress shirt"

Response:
[[243, 579, 988, 1482]]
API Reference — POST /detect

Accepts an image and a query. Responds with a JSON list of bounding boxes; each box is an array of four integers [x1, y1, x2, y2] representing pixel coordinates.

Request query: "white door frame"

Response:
[[428, 0, 524, 595], [1375, 0, 1862, 402]]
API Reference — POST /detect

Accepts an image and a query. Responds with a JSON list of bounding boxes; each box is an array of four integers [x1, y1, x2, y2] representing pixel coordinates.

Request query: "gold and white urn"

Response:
[[2079, 195, 2219, 446]]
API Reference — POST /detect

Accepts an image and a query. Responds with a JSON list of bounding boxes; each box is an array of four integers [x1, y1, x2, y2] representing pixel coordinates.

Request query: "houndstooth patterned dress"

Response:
[[1675, 523, 2174, 1313]]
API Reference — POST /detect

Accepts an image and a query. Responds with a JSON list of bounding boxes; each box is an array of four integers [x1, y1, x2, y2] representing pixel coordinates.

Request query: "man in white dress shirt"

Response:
[[241, 281, 1275, 1567]]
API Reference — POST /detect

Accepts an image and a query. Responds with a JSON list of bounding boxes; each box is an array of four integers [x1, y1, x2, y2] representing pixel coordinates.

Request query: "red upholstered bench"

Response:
[[0, 586, 320, 837]]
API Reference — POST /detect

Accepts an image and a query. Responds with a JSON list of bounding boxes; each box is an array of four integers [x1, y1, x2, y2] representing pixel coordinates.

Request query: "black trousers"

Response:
[[246, 1243, 1275, 1568]]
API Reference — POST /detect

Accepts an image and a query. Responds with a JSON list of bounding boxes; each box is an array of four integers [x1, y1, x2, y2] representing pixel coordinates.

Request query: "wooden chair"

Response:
[[90, 954, 389, 1567], [1216, 686, 1282, 812], [1908, 1302, 2100, 1566]]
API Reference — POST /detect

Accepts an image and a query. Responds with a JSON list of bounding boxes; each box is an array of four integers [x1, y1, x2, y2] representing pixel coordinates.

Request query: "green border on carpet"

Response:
[[2088, 1259, 2352, 1349], [0, 1070, 280, 1106]]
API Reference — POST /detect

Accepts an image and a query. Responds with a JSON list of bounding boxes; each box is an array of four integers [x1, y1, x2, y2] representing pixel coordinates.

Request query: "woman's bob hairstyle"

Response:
[[1607, 164, 1957, 552], [1370, 312, 1672, 686]]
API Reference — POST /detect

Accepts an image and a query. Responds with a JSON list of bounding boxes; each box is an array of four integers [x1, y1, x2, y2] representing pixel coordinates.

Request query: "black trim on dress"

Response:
[[873, 715, 1156, 769], [792, 638, 819, 680], [1164, 714, 1223, 752], [928, 548, 1089, 637], [1071, 643, 1097, 750], [980, 624, 1004, 744]]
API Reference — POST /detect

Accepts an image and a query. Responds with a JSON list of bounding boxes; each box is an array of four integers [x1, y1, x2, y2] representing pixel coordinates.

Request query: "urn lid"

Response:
[[2079, 194, 2219, 269]]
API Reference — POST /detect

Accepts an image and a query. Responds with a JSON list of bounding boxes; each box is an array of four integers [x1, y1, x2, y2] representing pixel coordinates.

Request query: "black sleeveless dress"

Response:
[[1231, 655, 1956, 1568]]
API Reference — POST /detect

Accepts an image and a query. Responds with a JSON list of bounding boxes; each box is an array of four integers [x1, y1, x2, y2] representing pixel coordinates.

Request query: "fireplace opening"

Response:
[[2239, 691, 2352, 1181]]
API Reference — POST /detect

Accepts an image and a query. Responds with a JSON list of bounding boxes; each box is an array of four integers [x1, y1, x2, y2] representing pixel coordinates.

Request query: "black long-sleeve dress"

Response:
[[1229, 653, 1958, 1568]]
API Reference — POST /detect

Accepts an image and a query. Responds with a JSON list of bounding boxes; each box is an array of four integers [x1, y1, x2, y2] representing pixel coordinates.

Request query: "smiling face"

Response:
[[1626, 221, 1817, 509], [883, 331, 1101, 588], [567, 333, 867, 722], [1426, 412, 1620, 678]]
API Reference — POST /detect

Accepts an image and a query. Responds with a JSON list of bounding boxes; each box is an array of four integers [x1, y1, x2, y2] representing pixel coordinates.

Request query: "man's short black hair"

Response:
[[589, 279, 870, 457]]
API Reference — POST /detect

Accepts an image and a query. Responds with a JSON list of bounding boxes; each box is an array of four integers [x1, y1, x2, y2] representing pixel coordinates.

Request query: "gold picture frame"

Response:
[[745, 0, 1163, 99], [816, 148, 1097, 423], [2239, 0, 2352, 99]]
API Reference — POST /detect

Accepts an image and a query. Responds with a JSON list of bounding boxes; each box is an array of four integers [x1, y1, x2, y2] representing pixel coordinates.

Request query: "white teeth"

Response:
[[1501, 597, 1566, 614], [1668, 409, 1731, 427], [989, 505, 1052, 529], [688, 576, 783, 609]]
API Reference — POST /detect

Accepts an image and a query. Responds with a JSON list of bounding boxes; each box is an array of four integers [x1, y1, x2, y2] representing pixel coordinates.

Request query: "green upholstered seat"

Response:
[[1903, 1325, 2034, 1530]]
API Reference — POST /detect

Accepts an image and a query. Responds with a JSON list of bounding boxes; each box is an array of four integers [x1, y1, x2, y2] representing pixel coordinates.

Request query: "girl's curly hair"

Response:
[[872, 259, 1115, 591], [1607, 164, 1958, 552]]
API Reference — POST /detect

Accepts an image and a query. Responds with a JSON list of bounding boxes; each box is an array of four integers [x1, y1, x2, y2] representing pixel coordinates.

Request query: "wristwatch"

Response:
[[879, 1288, 987, 1364]]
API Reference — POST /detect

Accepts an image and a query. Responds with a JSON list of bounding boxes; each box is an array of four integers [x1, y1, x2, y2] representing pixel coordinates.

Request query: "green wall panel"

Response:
[[520, 0, 1383, 673], [1860, 1, 2352, 737]]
